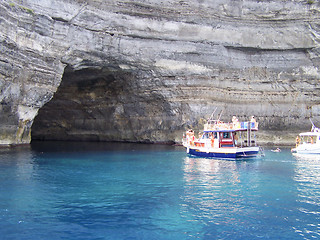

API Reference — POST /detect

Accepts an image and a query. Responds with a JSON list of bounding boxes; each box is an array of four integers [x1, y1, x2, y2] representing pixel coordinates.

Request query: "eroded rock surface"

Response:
[[1, 0, 320, 145]]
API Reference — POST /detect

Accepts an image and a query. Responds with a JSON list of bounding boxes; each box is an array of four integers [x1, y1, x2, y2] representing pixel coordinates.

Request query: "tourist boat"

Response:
[[291, 121, 320, 154], [182, 115, 263, 159]]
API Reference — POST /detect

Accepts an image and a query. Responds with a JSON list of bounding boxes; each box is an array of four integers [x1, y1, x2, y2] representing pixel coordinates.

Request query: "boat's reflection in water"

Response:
[[291, 153, 320, 238], [181, 156, 262, 237], [293, 153, 320, 204], [292, 153, 320, 161], [181, 153, 320, 239], [183, 156, 257, 185]]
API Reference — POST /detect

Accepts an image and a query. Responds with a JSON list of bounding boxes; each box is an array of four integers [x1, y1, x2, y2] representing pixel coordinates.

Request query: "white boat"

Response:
[[291, 121, 320, 154], [182, 115, 264, 159]]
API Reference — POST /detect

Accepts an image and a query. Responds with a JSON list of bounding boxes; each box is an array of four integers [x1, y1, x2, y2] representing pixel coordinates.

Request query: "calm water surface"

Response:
[[0, 142, 319, 239]]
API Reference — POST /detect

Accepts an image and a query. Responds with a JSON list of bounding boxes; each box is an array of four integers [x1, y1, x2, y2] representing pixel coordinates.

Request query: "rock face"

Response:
[[0, 0, 320, 145]]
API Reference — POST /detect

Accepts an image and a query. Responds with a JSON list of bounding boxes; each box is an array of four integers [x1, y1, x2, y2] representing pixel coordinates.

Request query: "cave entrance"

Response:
[[31, 65, 177, 143], [31, 65, 137, 142]]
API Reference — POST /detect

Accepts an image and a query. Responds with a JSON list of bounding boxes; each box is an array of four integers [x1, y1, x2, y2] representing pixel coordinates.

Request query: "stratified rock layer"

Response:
[[1, 0, 320, 145]]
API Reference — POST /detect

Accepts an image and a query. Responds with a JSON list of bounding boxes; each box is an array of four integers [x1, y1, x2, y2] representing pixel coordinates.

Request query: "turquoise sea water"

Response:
[[0, 141, 319, 240]]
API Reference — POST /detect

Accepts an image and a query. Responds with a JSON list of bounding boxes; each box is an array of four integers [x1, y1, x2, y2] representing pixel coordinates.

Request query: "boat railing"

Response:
[[241, 122, 258, 130]]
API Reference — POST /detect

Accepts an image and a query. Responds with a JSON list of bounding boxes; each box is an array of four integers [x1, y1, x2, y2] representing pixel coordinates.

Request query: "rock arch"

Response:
[[31, 64, 182, 143]]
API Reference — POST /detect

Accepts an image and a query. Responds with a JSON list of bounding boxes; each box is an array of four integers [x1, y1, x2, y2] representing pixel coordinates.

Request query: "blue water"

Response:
[[0, 142, 320, 240]]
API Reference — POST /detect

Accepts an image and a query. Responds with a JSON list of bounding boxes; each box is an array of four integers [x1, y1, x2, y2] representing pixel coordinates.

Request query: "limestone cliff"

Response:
[[0, 0, 319, 145]]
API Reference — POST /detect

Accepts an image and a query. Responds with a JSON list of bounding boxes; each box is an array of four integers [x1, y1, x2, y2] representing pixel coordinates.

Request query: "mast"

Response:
[[218, 110, 223, 122], [208, 107, 218, 122]]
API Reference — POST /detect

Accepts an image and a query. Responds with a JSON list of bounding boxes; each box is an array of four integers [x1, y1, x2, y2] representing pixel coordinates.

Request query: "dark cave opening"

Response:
[[31, 65, 180, 143], [31, 65, 132, 142]]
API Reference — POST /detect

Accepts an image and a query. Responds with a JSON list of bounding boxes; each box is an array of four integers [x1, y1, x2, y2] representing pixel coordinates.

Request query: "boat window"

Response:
[[202, 133, 211, 139], [223, 132, 230, 139], [202, 132, 218, 139]]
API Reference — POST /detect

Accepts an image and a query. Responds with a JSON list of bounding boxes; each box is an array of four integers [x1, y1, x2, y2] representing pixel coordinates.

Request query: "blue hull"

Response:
[[187, 148, 259, 159]]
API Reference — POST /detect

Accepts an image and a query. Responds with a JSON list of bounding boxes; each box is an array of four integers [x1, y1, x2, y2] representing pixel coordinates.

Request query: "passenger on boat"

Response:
[[232, 116, 240, 129], [234, 132, 238, 146], [309, 137, 314, 144], [186, 130, 195, 145], [211, 136, 215, 147], [250, 116, 257, 128]]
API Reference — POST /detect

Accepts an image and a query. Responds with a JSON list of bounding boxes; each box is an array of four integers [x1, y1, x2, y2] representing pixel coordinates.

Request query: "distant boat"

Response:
[[291, 120, 320, 154], [182, 114, 264, 159]]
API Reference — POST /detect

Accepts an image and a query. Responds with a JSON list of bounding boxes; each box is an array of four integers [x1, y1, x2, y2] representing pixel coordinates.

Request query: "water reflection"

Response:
[[31, 140, 175, 153], [0, 146, 42, 227], [181, 157, 263, 238], [0, 145, 37, 180], [181, 154, 320, 239], [293, 153, 320, 162], [183, 157, 243, 184], [292, 153, 320, 239], [293, 153, 320, 203]]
